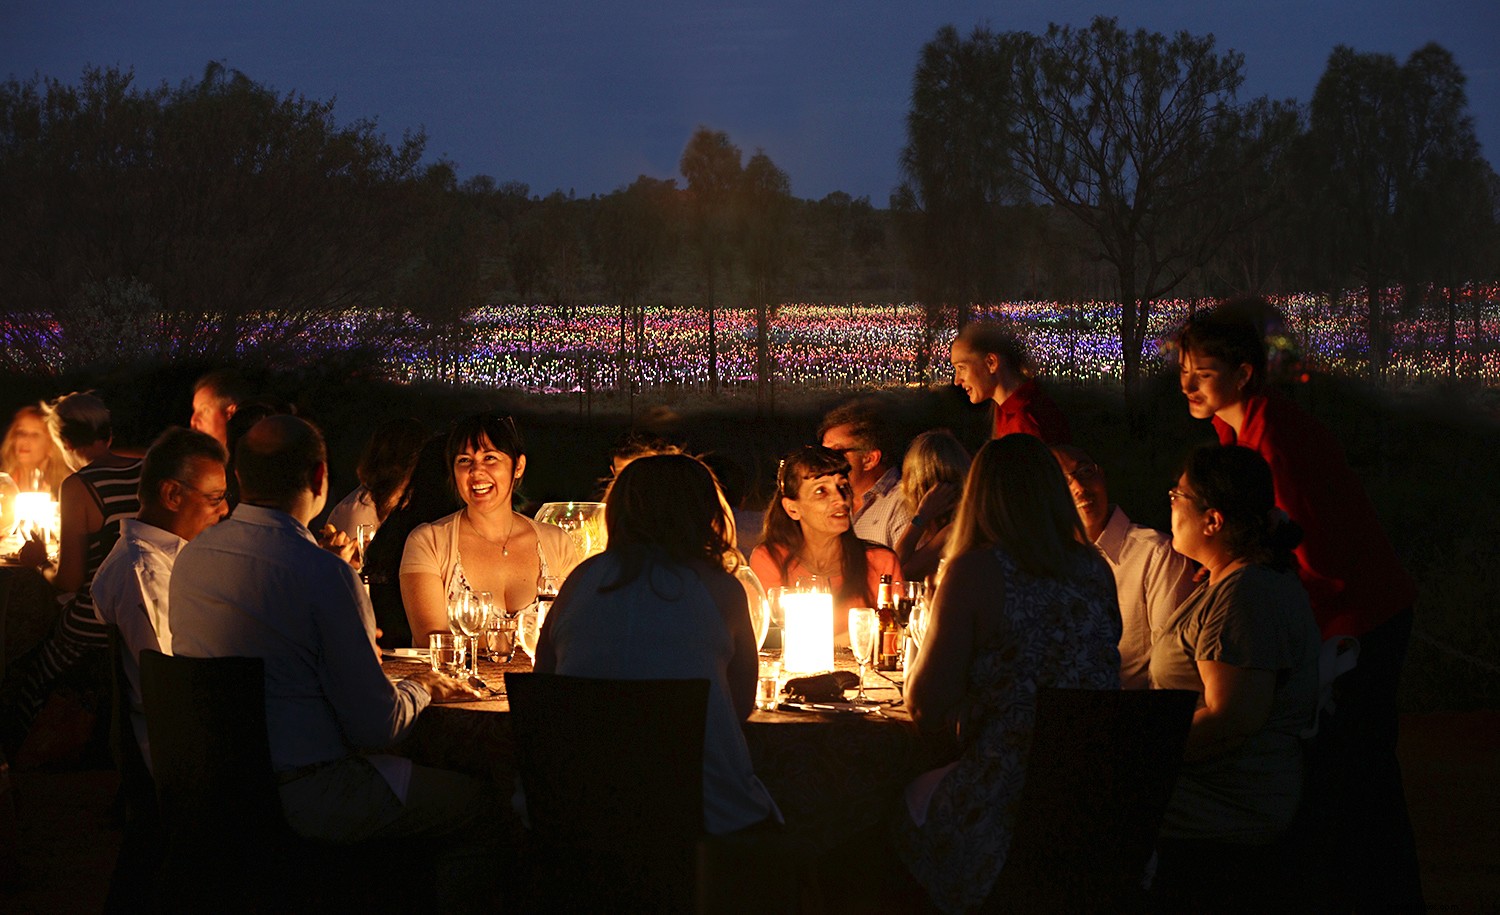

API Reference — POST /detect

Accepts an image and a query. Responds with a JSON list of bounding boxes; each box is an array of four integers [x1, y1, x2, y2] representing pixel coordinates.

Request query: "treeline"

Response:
[[1, 17, 1497, 390], [894, 17, 1500, 389]]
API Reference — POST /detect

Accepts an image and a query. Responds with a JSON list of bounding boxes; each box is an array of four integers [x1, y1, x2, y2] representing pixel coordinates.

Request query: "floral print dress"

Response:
[[897, 547, 1122, 913]]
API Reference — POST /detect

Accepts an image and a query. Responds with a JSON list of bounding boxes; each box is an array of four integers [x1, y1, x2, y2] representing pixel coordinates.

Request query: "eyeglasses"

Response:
[[174, 479, 229, 507], [1167, 487, 1203, 509], [1062, 462, 1101, 485]]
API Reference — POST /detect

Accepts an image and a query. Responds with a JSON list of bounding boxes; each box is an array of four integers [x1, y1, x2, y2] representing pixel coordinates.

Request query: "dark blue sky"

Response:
[[5, 0, 1496, 202]]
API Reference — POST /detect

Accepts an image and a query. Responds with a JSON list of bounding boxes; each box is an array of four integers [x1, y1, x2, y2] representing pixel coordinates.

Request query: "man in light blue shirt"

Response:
[[169, 415, 489, 903]]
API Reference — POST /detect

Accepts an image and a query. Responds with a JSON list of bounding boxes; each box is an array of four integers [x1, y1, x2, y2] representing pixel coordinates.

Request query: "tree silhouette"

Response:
[[679, 127, 742, 394], [739, 149, 793, 411]]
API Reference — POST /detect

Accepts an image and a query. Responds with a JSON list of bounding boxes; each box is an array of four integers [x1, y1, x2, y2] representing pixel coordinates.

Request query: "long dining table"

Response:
[[383, 649, 955, 859]]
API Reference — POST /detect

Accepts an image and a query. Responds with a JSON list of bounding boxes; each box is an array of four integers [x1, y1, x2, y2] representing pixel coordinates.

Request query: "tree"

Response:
[[738, 150, 794, 410], [896, 25, 1027, 366], [1005, 17, 1295, 396], [596, 175, 679, 392], [679, 127, 743, 394], [0, 63, 429, 372], [1301, 43, 1492, 381]]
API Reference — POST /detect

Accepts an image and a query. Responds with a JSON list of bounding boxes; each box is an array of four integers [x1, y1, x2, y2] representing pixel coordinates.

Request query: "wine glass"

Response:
[[848, 608, 879, 702], [355, 523, 376, 569], [536, 574, 560, 612], [516, 607, 543, 665], [736, 565, 772, 651], [449, 591, 489, 683], [470, 590, 495, 659]]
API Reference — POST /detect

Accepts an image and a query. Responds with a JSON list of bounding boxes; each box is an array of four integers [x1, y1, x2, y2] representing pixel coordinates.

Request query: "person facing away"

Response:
[[949, 321, 1071, 444], [892, 429, 970, 584], [533, 453, 780, 835], [817, 397, 913, 549], [167, 414, 493, 904], [1052, 444, 1197, 689], [896, 433, 1121, 913], [92, 427, 229, 769], [1175, 300, 1423, 911]]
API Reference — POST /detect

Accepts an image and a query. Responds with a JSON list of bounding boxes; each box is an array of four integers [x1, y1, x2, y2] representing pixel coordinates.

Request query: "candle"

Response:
[[780, 589, 834, 675]]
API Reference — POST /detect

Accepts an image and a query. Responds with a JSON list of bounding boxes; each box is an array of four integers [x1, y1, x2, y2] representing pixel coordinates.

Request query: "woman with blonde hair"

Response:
[[897, 434, 1121, 912], [1, 392, 144, 755], [1, 406, 70, 531], [892, 430, 970, 583]]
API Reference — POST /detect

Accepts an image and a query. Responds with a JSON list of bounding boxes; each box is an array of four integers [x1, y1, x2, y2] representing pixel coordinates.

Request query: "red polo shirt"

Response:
[[993, 379, 1071, 444], [1214, 391, 1415, 638]]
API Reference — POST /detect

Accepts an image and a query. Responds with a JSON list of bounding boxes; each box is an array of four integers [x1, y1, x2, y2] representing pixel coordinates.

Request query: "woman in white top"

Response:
[[399, 412, 578, 645], [533, 453, 779, 834]]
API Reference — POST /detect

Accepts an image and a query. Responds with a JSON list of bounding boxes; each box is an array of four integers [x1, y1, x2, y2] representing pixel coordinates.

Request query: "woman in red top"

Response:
[[1176, 300, 1422, 912], [750, 445, 901, 643]]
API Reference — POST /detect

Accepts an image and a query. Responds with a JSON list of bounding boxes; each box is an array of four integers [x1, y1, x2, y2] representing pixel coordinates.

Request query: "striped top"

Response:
[[73, 457, 143, 623]]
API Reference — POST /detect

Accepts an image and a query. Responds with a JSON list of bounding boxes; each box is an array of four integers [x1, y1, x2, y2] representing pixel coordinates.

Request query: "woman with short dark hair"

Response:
[[400, 412, 577, 645], [1149, 444, 1319, 910]]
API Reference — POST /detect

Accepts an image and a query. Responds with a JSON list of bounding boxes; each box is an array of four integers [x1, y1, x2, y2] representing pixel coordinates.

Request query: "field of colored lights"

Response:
[[5, 288, 1498, 392]]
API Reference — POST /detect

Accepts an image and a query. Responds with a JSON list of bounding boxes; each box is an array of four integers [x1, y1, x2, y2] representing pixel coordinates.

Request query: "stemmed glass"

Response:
[[848, 607, 880, 702], [516, 607, 544, 666], [448, 591, 490, 685]]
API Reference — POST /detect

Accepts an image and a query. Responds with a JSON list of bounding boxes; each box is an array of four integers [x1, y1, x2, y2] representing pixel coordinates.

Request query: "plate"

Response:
[[776, 700, 888, 715], [382, 647, 430, 661]]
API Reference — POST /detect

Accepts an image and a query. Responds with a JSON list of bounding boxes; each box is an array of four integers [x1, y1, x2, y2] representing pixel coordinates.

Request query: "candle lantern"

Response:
[[779, 585, 834, 676]]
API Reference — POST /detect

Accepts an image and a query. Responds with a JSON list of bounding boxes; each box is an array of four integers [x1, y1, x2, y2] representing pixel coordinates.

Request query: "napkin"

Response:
[[782, 671, 859, 702]]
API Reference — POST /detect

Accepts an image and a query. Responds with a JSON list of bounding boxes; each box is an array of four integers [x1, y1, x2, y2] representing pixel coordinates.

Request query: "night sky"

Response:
[[5, 0, 1497, 203]]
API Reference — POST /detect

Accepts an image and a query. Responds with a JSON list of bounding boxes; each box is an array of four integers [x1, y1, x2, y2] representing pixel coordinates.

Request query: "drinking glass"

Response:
[[848, 607, 880, 702], [449, 592, 489, 681], [536, 575, 560, 613], [516, 607, 544, 665], [736, 565, 772, 651], [355, 523, 376, 568], [429, 633, 465, 677]]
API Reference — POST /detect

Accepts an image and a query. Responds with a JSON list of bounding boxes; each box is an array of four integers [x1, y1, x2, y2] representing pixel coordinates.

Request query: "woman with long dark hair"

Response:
[[1149, 444, 1318, 911], [749, 445, 901, 641], [533, 453, 779, 834], [896, 434, 1121, 912]]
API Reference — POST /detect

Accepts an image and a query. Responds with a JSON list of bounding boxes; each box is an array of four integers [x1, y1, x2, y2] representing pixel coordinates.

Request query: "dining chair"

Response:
[[139, 650, 423, 913], [103, 627, 162, 913], [505, 671, 711, 914], [982, 686, 1198, 913]]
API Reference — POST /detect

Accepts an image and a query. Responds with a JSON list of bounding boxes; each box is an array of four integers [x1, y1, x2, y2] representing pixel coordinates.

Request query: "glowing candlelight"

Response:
[[780, 588, 834, 676]]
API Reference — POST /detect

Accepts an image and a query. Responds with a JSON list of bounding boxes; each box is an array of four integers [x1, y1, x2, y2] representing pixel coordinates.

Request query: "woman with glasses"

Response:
[[1149, 444, 1318, 911], [400, 413, 578, 645], [748, 445, 901, 642], [1, 392, 143, 756], [895, 434, 1120, 913]]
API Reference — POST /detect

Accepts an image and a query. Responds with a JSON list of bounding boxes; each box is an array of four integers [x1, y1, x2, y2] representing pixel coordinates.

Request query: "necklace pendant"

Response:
[[502, 546, 509, 556]]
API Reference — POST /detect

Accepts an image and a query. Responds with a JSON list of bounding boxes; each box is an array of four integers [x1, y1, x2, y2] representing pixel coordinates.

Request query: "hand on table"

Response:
[[403, 667, 483, 703]]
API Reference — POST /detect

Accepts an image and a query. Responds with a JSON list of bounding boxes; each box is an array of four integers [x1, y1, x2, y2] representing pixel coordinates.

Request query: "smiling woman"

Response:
[[398, 412, 579, 646]]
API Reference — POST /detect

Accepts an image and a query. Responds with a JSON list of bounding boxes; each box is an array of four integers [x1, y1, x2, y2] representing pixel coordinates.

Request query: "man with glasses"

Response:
[[93, 427, 230, 767], [1052, 445, 1195, 688], [817, 398, 912, 549]]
